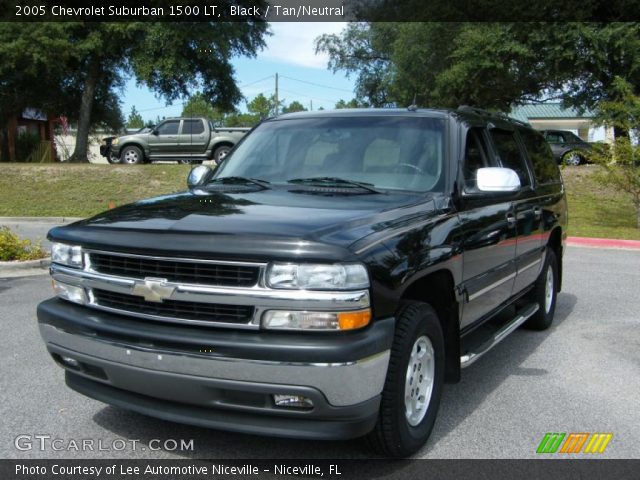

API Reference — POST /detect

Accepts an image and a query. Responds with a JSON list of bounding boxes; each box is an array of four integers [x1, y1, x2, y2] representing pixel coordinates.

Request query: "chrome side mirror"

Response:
[[476, 167, 521, 192], [187, 165, 213, 189]]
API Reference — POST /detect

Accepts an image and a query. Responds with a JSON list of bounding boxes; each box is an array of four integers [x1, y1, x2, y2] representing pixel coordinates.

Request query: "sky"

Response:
[[122, 23, 356, 123]]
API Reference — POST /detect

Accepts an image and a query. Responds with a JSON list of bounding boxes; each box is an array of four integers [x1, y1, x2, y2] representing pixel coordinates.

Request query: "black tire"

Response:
[[120, 145, 144, 165], [213, 145, 231, 165], [107, 152, 120, 164], [524, 248, 558, 330], [366, 302, 445, 457]]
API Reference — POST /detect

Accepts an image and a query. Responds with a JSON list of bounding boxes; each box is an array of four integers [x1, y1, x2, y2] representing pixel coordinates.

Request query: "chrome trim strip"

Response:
[[84, 249, 266, 268], [460, 303, 539, 368], [518, 257, 542, 274], [466, 272, 516, 302], [40, 323, 390, 406]]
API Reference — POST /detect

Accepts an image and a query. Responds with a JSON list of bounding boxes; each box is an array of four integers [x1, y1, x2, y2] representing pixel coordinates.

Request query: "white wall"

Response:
[[54, 131, 109, 164]]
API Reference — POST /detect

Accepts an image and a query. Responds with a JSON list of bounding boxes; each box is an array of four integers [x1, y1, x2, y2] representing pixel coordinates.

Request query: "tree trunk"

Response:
[[68, 58, 100, 163]]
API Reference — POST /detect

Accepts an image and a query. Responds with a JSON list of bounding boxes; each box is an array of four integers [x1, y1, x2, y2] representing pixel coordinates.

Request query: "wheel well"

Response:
[[547, 227, 563, 291], [401, 270, 460, 383]]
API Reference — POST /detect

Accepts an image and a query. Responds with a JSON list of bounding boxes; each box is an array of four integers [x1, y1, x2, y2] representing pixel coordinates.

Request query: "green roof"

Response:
[[509, 103, 594, 122]]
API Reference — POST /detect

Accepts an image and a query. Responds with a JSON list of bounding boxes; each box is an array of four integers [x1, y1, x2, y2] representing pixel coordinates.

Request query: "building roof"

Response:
[[509, 103, 594, 122]]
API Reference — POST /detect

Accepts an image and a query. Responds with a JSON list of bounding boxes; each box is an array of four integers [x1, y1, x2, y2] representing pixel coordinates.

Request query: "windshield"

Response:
[[214, 116, 446, 193]]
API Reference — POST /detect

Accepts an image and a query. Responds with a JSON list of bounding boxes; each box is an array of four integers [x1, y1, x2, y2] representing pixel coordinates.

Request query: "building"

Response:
[[509, 103, 613, 143], [1, 108, 57, 162]]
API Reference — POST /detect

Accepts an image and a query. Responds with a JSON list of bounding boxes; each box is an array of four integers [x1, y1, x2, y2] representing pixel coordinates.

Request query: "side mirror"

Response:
[[151, 129, 159, 135], [187, 165, 213, 189], [476, 167, 521, 193]]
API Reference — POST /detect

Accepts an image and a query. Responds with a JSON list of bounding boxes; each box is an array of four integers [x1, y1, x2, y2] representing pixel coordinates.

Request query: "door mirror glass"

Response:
[[187, 165, 213, 189], [476, 167, 521, 192]]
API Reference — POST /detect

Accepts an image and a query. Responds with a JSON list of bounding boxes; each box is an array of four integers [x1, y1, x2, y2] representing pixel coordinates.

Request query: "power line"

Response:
[[279, 88, 338, 105], [239, 75, 275, 88], [280, 75, 353, 93]]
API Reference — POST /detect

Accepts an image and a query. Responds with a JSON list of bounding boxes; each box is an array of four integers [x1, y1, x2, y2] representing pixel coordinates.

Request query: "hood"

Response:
[[49, 188, 439, 262]]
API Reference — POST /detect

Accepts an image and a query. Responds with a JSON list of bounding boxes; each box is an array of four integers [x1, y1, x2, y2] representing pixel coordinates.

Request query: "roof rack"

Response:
[[456, 105, 530, 126]]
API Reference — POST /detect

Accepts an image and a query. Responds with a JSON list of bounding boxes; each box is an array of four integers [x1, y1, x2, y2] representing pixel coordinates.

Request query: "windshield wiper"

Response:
[[209, 176, 271, 189], [287, 177, 383, 194]]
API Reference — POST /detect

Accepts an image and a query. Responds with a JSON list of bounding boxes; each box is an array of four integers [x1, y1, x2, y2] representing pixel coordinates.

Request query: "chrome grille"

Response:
[[88, 252, 260, 287], [92, 289, 254, 324]]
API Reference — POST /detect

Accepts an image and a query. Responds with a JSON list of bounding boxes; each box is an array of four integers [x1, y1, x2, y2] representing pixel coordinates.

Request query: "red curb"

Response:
[[566, 236, 640, 250]]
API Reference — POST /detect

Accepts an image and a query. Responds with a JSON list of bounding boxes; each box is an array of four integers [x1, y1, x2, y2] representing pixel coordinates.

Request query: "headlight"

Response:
[[262, 309, 371, 331], [267, 263, 369, 290], [51, 242, 83, 268], [112, 138, 119, 145]]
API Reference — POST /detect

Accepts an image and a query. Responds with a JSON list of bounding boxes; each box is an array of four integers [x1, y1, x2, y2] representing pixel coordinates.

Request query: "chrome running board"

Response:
[[460, 303, 539, 368]]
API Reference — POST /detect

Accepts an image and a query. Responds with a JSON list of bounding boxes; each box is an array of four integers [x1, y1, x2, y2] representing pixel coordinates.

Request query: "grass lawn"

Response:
[[0, 163, 639, 240]]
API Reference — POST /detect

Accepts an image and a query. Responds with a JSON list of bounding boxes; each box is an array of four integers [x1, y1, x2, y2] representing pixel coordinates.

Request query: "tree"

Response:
[[126, 106, 144, 129], [335, 98, 369, 109], [181, 92, 227, 126], [316, 22, 640, 122], [588, 77, 640, 227], [247, 93, 277, 119], [282, 101, 307, 113], [0, 17, 268, 162]]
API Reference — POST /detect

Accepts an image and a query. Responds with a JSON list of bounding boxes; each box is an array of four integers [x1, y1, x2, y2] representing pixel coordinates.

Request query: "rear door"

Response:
[[179, 119, 208, 155]]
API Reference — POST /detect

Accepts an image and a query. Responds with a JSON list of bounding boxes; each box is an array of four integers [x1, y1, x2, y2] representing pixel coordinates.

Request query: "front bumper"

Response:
[[38, 299, 394, 440]]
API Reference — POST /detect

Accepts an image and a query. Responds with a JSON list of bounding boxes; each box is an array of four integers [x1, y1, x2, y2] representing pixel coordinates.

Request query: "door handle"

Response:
[[506, 212, 516, 228], [533, 207, 542, 220]]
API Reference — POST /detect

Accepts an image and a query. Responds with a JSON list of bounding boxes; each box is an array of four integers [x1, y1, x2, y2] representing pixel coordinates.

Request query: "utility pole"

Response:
[[310, 100, 313, 111], [274, 73, 279, 116]]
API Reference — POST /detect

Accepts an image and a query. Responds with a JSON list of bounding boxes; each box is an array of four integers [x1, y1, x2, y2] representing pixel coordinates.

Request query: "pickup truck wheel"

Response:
[[366, 302, 444, 457], [524, 248, 558, 330], [121, 146, 144, 165], [107, 152, 120, 164], [213, 145, 231, 165]]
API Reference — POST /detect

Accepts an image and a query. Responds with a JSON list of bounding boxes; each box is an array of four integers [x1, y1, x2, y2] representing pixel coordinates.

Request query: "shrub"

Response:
[[0, 226, 47, 261]]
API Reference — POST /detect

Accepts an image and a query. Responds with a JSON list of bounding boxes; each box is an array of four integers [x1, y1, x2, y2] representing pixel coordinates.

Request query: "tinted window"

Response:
[[182, 119, 205, 135], [489, 129, 530, 187], [519, 129, 562, 185], [462, 128, 490, 191], [545, 132, 565, 143], [156, 121, 179, 135], [215, 116, 446, 193]]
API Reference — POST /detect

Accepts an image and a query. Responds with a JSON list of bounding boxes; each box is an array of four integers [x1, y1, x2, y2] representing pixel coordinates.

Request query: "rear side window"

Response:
[[489, 129, 531, 188], [182, 119, 205, 135], [519, 129, 562, 185]]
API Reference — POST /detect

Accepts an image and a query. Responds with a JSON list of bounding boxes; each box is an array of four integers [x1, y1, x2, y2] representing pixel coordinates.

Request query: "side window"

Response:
[[545, 132, 562, 143], [489, 129, 531, 188], [519, 129, 562, 185], [182, 119, 205, 135], [156, 120, 179, 135], [462, 128, 490, 190]]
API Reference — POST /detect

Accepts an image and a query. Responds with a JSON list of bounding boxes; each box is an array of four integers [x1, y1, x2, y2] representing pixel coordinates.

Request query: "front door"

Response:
[[149, 119, 180, 157]]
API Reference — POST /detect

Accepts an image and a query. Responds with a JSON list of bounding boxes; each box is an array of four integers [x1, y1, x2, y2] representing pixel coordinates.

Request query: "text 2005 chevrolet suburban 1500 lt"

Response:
[[38, 107, 567, 457]]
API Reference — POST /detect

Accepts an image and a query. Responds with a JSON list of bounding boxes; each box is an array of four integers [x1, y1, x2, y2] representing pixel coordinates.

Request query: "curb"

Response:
[[567, 236, 640, 250], [0, 217, 84, 223], [0, 257, 51, 272]]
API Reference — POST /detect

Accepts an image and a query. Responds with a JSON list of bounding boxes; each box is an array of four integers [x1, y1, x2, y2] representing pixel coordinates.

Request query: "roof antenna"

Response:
[[407, 93, 418, 111]]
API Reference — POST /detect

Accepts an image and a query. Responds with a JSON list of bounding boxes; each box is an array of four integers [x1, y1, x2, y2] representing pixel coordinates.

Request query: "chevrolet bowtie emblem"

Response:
[[131, 277, 175, 303]]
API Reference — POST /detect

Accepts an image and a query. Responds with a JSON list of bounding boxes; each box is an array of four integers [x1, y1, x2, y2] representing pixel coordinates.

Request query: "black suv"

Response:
[[38, 107, 567, 457]]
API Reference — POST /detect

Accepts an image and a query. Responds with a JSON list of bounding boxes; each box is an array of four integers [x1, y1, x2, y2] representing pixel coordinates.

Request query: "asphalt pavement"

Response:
[[1, 246, 638, 459]]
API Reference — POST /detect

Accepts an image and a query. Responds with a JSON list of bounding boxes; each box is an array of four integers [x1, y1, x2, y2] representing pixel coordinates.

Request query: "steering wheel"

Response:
[[395, 163, 424, 174]]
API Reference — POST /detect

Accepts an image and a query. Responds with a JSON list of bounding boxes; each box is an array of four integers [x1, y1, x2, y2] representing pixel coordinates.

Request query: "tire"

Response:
[[366, 302, 445, 457], [107, 153, 120, 164], [524, 248, 558, 330], [120, 145, 144, 165], [562, 151, 582, 166], [213, 145, 231, 166]]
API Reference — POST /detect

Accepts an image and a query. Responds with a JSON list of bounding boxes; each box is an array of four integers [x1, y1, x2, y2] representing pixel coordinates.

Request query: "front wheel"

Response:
[[120, 146, 144, 165], [366, 302, 445, 457]]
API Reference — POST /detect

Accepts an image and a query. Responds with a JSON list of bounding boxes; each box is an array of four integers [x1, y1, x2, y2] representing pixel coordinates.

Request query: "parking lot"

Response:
[[1, 246, 638, 459]]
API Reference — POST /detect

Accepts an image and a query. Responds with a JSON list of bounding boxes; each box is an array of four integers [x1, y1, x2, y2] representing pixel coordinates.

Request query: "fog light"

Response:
[[273, 394, 314, 409], [262, 309, 371, 331], [51, 279, 87, 305], [60, 356, 80, 368]]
